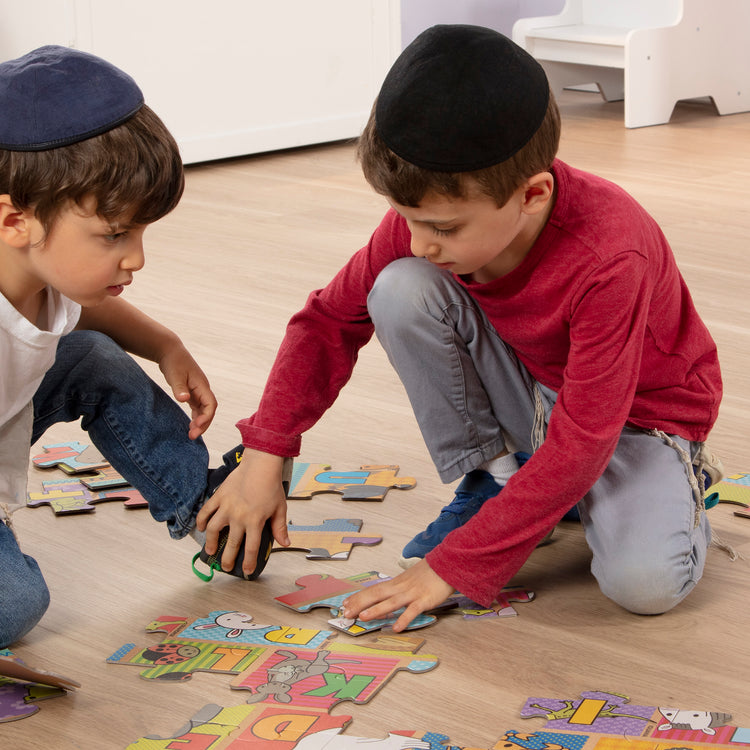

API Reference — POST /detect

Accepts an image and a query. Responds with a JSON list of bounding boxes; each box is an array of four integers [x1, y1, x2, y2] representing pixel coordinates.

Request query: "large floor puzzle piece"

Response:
[[275, 572, 390, 613], [520, 690, 660, 736], [275, 519, 383, 560], [440, 587, 535, 620], [27, 477, 147, 514], [127, 703, 443, 750], [0, 650, 78, 723], [707, 473, 750, 517], [500, 690, 750, 750], [31, 441, 109, 474], [275, 571, 435, 635], [230, 633, 438, 710], [108, 612, 334, 682], [288, 464, 416, 501], [79, 465, 130, 490]]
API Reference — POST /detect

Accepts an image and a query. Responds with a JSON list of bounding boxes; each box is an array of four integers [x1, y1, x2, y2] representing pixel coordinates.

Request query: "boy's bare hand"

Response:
[[158, 345, 218, 439], [340, 560, 454, 632], [196, 449, 291, 577]]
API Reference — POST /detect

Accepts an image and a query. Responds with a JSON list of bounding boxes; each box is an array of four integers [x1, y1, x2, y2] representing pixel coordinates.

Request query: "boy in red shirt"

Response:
[[198, 25, 722, 628]]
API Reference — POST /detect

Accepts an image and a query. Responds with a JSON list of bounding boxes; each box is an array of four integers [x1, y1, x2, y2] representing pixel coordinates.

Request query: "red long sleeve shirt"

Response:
[[238, 160, 721, 606]]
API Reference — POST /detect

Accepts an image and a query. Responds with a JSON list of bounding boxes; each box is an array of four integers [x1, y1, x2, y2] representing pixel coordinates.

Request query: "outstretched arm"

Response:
[[77, 297, 217, 438]]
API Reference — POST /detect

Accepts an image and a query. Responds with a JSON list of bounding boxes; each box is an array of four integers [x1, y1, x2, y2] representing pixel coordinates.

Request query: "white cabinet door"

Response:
[[1, 0, 401, 164]]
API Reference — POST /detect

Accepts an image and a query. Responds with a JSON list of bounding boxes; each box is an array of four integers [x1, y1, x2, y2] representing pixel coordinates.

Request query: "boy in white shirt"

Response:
[[0, 45, 234, 646]]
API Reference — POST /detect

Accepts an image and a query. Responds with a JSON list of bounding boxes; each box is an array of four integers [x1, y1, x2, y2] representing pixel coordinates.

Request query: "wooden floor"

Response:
[[5, 91, 750, 749]]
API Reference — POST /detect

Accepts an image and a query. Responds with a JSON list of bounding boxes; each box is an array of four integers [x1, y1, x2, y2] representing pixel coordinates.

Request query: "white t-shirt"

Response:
[[0, 288, 80, 507]]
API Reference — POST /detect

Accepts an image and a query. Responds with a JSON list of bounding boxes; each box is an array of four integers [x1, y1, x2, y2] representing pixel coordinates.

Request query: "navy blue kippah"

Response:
[[0, 45, 144, 151], [375, 25, 550, 172]]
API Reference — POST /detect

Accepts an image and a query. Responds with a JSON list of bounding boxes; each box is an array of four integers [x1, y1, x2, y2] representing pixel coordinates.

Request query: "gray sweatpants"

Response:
[[367, 257, 712, 615]]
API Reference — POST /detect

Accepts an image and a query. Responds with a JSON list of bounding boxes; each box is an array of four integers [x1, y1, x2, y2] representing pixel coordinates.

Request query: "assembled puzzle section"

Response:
[[107, 609, 439, 700], [288, 463, 416, 501], [125, 686, 750, 750], [275, 571, 535, 635], [28, 440, 147, 514]]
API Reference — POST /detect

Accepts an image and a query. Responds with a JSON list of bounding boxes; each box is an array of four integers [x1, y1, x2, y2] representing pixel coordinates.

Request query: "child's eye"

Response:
[[104, 231, 128, 242], [432, 226, 455, 237]]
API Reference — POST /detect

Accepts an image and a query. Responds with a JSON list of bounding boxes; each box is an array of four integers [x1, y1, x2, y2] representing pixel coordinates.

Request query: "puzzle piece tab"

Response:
[[288, 464, 416, 501]]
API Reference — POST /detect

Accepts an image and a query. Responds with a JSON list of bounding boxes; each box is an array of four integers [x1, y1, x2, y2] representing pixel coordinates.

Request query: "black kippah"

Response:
[[375, 25, 549, 172], [0, 45, 144, 151]]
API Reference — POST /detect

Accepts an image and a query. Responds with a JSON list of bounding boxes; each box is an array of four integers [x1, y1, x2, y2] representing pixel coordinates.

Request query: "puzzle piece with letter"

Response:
[[502, 688, 750, 750], [288, 463, 416, 501], [126, 703, 446, 750], [27, 477, 147, 514], [31, 440, 109, 474], [275, 518, 383, 560], [108, 611, 334, 682], [230, 633, 438, 709]]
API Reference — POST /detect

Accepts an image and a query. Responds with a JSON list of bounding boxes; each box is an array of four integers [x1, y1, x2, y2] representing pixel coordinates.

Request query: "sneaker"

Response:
[[192, 447, 291, 582], [399, 469, 502, 567]]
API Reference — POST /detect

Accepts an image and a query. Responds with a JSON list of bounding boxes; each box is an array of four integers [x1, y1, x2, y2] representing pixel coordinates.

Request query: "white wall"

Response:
[[401, 0, 565, 47]]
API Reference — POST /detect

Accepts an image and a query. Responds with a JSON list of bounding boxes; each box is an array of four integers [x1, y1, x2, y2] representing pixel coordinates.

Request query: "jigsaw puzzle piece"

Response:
[[520, 691, 658, 736], [180, 611, 332, 649], [275, 572, 390, 613], [277, 519, 383, 560], [231, 633, 438, 710], [79, 465, 130, 490], [288, 463, 416, 501], [127, 703, 351, 750], [31, 441, 109, 474], [327, 609, 436, 636], [0, 650, 77, 723], [107, 638, 269, 682], [27, 477, 147, 514]]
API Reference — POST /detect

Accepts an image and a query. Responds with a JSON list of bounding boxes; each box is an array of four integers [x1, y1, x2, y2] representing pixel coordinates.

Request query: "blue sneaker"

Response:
[[399, 469, 502, 566]]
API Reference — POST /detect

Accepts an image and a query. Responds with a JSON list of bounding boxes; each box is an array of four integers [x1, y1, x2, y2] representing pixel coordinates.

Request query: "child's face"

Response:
[[27, 198, 147, 306], [388, 180, 545, 283]]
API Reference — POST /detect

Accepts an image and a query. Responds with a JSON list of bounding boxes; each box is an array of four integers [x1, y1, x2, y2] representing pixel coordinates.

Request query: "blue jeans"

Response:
[[0, 330, 210, 647], [367, 258, 711, 615]]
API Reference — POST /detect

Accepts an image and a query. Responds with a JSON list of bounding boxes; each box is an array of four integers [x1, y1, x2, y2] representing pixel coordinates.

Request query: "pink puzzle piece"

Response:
[[32, 441, 109, 474], [27, 478, 147, 515]]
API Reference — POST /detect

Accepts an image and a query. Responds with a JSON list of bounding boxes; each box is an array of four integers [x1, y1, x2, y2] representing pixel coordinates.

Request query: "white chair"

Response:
[[512, 0, 750, 128]]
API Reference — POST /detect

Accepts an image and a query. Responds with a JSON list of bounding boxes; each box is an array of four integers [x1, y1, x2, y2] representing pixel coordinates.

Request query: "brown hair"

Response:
[[0, 104, 184, 233], [358, 91, 560, 208]]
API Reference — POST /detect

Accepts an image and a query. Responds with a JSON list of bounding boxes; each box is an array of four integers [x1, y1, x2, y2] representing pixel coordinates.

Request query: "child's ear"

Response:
[[521, 172, 555, 215], [0, 195, 34, 247]]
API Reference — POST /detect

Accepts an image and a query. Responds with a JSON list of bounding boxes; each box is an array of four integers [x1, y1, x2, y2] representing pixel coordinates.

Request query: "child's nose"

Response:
[[410, 234, 439, 259], [122, 240, 145, 271]]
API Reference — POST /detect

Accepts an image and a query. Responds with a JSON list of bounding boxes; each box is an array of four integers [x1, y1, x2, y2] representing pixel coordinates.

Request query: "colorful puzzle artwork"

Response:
[[27, 477, 148, 515], [274, 518, 383, 560], [709, 473, 750, 518], [78, 465, 130, 490], [439, 587, 535, 620], [288, 464, 416, 501], [31, 441, 109, 474], [274, 571, 437, 635], [0, 650, 79, 723], [515, 689, 750, 746], [126, 702, 443, 750], [107, 610, 439, 697], [127, 687, 750, 750]]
